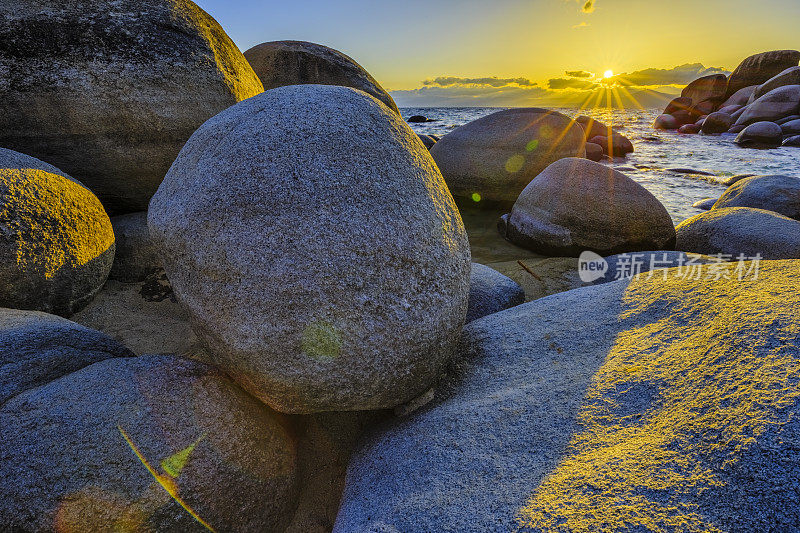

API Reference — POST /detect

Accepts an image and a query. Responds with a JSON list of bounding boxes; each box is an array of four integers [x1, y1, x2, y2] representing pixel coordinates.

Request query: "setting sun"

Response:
[[603, 69, 614, 79]]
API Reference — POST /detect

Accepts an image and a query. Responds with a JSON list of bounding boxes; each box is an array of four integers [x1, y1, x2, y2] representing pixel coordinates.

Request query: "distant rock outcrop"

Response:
[[735, 85, 800, 126], [654, 50, 800, 144], [725, 50, 800, 99]]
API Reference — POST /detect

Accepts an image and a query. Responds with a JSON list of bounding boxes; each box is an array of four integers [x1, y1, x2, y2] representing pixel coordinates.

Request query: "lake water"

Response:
[[402, 107, 800, 224]]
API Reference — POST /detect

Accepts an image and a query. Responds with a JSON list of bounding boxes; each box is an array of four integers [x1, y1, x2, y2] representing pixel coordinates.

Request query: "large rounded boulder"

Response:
[[0, 0, 264, 214], [725, 50, 800, 99], [675, 207, 800, 259], [681, 73, 727, 106], [701, 111, 734, 134], [503, 158, 675, 256], [149, 85, 471, 414], [734, 121, 783, 148], [713, 175, 800, 220], [243, 40, 399, 114], [335, 261, 800, 532], [735, 85, 800, 126], [753, 66, 800, 100], [430, 108, 586, 207], [0, 149, 115, 316], [0, 355, 298, 532]]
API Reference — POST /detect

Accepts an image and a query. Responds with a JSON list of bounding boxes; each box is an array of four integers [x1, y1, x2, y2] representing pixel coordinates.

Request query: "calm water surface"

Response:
[[403, 107, 800, 224]]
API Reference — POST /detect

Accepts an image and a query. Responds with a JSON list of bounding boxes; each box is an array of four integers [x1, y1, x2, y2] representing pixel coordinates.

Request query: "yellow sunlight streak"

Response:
[[117, 425, 216, 532]]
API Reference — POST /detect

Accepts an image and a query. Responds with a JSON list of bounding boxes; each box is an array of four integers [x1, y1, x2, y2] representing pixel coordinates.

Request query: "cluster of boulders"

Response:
[[2, 1, 800, 530], [654, 50, 800, 148], [0, 0, 480, 530], [427, 108, 634, 209]]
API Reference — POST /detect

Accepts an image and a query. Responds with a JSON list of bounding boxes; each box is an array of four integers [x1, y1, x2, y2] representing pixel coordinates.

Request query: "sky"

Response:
[[196, 0, 800, 107]]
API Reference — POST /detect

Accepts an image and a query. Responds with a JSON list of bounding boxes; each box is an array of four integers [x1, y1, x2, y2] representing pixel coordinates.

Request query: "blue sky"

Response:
[[196, 0, 800, 106]]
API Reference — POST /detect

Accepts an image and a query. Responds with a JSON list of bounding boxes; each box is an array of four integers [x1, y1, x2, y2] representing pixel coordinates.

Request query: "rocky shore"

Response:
[[0, 1, 799, 531], [654, 50, 800, 148]]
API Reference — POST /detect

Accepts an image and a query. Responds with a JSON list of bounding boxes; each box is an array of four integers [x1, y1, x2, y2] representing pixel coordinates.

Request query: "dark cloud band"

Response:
[[422, 76, 538, 87]]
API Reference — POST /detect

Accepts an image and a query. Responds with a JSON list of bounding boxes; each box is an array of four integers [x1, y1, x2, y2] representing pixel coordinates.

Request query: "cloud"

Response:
[[611, 63, 730, 87], [572, 22, 589, 29], [392, 63, 730, 107], [582, 0, 596, 13], [548, 77, 599, 90], [422, 76, 537, 88], [390, 85, 549, 107], [565, 70, 593, 78]]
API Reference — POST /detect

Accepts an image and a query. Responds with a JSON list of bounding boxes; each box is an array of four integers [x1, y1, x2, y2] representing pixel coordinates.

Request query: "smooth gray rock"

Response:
[[0, 148, 72, 180], [0, 355, 298, 532], [0, 308, 133, 406], [335, 260, 800, 532], [701, 111, 734, 134], [575, 115, 617, 139], [504, 158, 675, 256], [0, 0, 263, 214], [589, 134, 634, 156], [584, 142, 604, 161], [682, 73, 728, 104], [416, 134, 437, 150], [725, 50, 800, 99], [149, 85, 471, 414], [781, 119, 800, 135], [784, 135, 800, 147], [110, 212, 162, 282], [713, 174, 800, 220], [653, 114, 678, 130], [777, 114, 800, 125], [244, 41, 399, 114], [465, 263, 524, 323], [717, 104, 743, 115], [596, 250, 722, 284], [722, 173, 755, 186], [663, 97, 693, 115], [429, 108, 586, 207], [675, 207, 800, 259], [735, 85, 800, 126], [730, 106, 747, 121], [0, 151, 115, 316], [692, 197, 718, 210], [720, 85, 758, 108], [728, 124, 746, 134], [754, 66, 800, 100], [735, 121, 783, 147]]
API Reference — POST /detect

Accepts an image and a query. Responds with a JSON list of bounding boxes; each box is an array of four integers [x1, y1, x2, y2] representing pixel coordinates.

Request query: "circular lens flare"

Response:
[[603, 70, 614, 79]]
